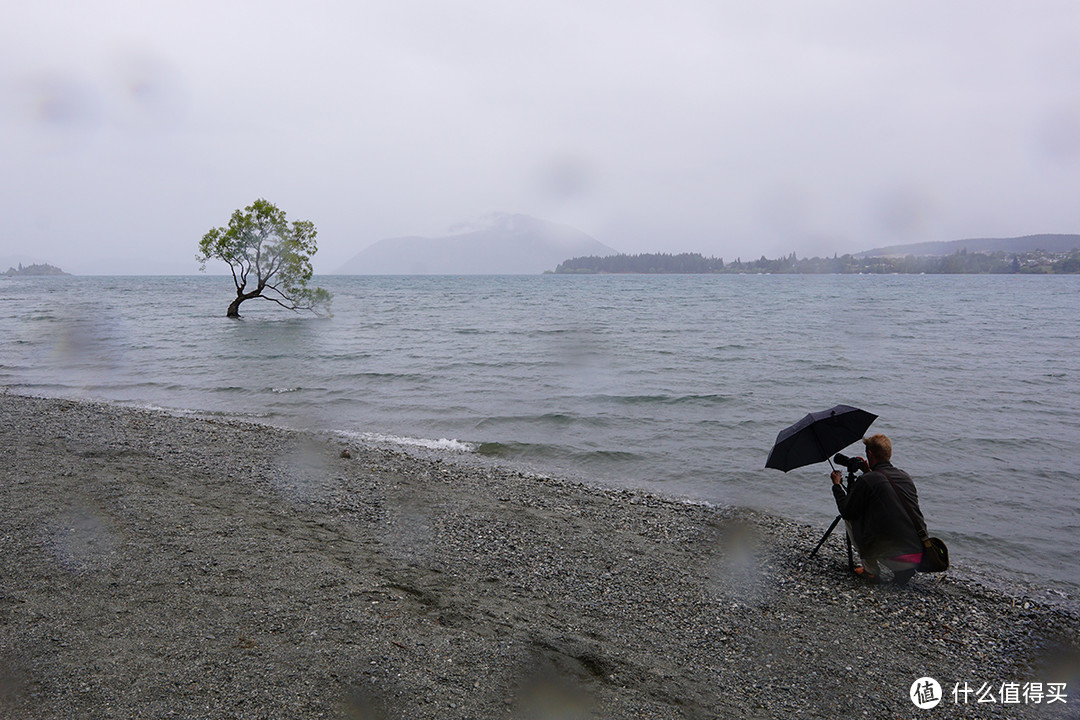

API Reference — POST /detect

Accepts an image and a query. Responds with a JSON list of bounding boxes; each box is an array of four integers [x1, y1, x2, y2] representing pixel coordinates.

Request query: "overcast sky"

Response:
[[3, 1, 1080, 274]]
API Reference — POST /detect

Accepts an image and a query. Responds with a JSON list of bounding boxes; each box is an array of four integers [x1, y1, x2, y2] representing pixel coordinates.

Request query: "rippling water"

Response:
[[3, 273, 1078, 599]]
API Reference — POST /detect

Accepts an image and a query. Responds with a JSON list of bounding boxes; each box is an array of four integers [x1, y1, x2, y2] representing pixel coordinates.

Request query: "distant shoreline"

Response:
[[553, 249, 1080, 275]]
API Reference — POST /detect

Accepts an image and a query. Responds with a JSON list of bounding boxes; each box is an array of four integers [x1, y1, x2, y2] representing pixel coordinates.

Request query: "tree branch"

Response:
[[261, 294, 301, 311], [254, 230, 264, 284], [261, 281, 293, 304]]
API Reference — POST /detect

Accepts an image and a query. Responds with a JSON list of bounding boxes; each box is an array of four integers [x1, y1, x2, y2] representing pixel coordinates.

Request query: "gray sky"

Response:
[[3, 1, 1080, 274]]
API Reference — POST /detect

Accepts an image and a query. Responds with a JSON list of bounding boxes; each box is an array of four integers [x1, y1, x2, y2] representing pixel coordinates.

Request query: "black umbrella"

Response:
[[765, 404, 877, 472]]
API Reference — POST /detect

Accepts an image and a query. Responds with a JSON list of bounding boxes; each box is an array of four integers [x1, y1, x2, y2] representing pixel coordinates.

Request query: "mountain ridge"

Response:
[[335, 213, 617, 275], [856, 233, 1080, 257]]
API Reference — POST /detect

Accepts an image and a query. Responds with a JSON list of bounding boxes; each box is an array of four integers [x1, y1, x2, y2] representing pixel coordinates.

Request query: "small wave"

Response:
[[592, 393, 731, 407], [474, 412, 608, 430], [476, 441, 642, 465], [347, 431, 475, 453], [476, 441, 546, 458], [270, 387, 301, 393], [340, 371, 429, 382]]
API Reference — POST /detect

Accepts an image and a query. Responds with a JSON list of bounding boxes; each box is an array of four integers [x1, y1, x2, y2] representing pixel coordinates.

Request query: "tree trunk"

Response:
[[227, 287, 263, 317]]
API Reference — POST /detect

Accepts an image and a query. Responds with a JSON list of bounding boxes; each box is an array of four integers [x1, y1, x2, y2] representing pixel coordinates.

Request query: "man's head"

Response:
[[863, 433, 892, 465]]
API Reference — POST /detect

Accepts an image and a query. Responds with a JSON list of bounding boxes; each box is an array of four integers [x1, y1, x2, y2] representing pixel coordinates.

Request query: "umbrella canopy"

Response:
[[765, 405, 877, 472]]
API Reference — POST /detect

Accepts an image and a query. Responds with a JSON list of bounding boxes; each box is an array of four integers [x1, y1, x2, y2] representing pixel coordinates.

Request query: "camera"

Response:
[[833, 453, 866, 473]]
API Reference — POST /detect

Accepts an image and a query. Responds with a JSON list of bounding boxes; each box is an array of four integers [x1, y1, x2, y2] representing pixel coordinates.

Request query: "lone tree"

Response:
[[198, 199, 331, 318]]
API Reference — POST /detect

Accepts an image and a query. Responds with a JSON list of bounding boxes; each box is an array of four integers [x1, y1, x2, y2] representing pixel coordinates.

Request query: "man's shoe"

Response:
[[853, 566, 880, 584]]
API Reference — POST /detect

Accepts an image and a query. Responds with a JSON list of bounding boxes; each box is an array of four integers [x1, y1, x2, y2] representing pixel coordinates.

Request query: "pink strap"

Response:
[[892, 552, 923, 563]]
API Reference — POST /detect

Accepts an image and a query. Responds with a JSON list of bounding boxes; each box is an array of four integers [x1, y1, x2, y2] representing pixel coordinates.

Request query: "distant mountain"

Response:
[[857, 234, 1080, 257], [335, 213, 618, 275]]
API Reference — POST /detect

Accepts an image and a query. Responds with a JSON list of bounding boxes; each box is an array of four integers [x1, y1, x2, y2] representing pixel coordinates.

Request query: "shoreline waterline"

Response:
[[2, 392, 1077, 717], [4, 387, 1076, 612]]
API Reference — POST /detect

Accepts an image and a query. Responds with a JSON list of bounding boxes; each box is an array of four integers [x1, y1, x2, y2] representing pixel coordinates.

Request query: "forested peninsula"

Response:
[[553, 249, 1080, 275]]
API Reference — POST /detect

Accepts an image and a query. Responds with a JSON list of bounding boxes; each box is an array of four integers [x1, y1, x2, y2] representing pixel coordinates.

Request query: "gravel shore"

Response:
[[1, 393, 1076, 719]]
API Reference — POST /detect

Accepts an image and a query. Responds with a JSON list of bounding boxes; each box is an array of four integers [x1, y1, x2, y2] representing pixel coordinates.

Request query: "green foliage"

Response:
[[197, 199, 331, 317], [1053, 251, 1080, 273]]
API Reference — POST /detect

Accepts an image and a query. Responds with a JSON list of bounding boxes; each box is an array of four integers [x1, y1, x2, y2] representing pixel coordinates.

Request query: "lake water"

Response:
[[3, 273, 1078, 601]]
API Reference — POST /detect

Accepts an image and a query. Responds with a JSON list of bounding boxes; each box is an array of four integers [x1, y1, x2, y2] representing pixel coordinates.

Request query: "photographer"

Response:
[[830, 434, 925, 585]]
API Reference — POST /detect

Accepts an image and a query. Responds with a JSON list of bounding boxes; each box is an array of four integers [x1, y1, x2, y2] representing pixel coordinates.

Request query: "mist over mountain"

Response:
[[857, 233, 1080, 257], [335, 213, 617, 275]]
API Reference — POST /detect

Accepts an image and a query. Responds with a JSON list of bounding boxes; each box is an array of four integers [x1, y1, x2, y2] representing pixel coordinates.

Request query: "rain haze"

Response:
[[3, 1, 1080, 275]]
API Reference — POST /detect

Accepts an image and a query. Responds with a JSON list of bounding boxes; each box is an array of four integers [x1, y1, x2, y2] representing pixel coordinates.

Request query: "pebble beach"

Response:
[[1, 393, 1077, 719]]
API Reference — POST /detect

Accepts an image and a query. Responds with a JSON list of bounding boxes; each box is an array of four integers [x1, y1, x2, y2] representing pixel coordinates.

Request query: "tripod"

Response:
[[810, 466, 858, 571]]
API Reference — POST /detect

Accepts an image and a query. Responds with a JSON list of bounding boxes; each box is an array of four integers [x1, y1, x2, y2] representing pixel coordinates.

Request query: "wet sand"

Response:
[[1, 393, 1076, 719]]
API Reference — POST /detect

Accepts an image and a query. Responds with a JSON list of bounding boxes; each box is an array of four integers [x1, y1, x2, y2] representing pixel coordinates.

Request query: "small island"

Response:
[[3, 263, 70, 277]]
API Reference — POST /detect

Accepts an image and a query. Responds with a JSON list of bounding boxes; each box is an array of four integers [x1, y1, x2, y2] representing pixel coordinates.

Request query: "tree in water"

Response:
[[198, 199, 331, 318]]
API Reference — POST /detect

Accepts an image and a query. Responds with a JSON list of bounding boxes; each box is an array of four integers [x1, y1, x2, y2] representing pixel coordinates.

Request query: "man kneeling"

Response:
[[830, 434, 925, 585]]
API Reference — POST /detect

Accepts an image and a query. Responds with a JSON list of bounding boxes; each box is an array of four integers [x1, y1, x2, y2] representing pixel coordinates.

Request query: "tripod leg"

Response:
[[810, 514, 843, 557]]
